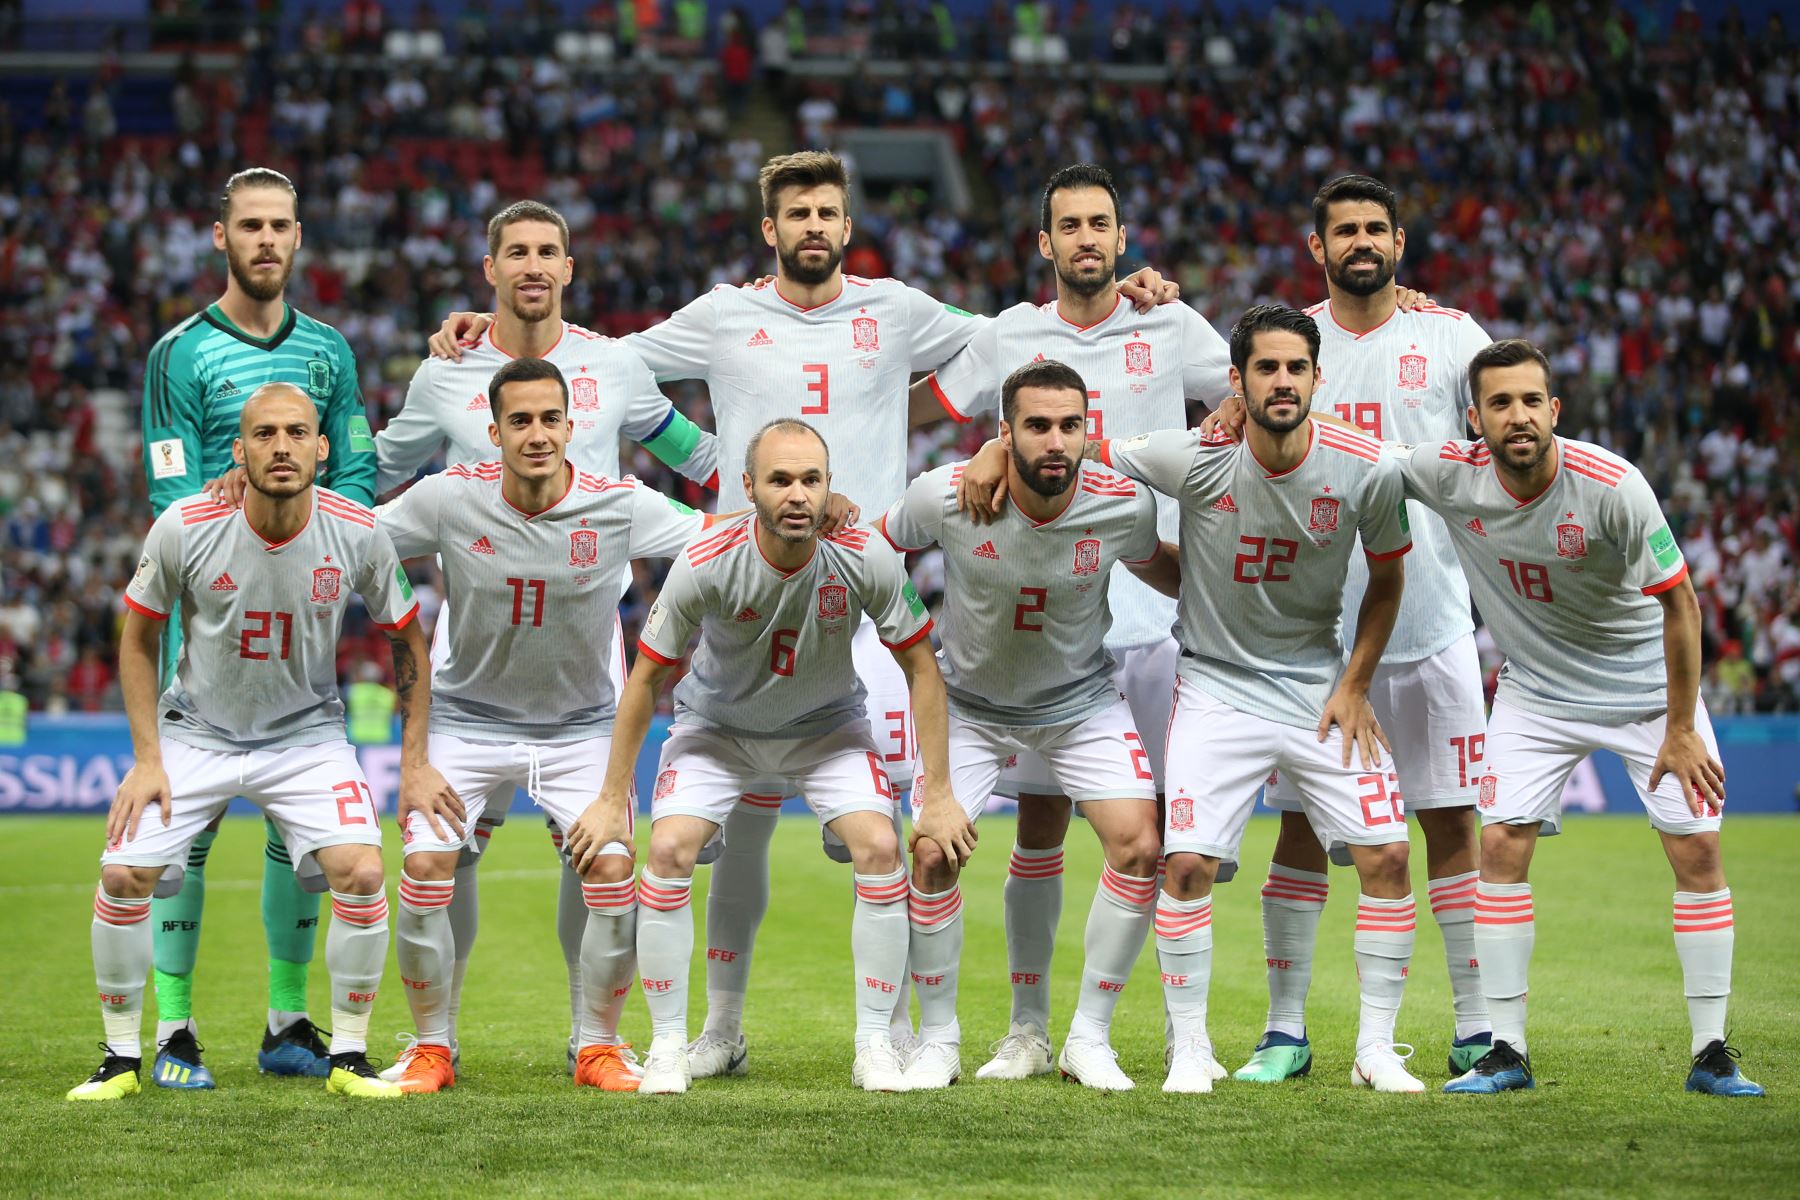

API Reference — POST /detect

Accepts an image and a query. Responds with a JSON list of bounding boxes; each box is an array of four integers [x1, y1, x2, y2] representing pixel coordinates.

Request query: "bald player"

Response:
[[72, 385, 443, 1102]]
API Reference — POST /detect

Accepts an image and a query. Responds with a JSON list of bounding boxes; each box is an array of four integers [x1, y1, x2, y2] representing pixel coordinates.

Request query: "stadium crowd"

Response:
[[1, 0, 1796, 713]]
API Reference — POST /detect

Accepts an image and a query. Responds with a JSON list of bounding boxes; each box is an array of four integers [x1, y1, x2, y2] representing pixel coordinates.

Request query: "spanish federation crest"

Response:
[[1556, 520, 1587, 560], [1397, 353, 1427, 391], [570, 528, 599, 567], [1478, 774, 1498, 810], [851, 314, 879, 352], [1124, 340, 1153, 376], [1309, 496, 1341, 534], [1072, 537, 1101, 576], [817, 582, 849, 619], [310, 566, 342, 604], [1169, 794, 1195, 831], [306, 358, 332, 398], [571, 376, 600, 411], [655, 769, 677, 800]]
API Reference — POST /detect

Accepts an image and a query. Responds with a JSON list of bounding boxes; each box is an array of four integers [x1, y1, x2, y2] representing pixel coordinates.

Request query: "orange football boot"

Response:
[[575, 1044, 642, 1092], [397, 1043, 456, 1094]]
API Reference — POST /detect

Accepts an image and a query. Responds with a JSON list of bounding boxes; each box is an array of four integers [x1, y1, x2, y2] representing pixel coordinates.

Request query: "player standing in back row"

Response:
[[140, 168, 377, 1089], [70, 384, 434, 1101], [1238, 175, 1496, 1084], [921, 164, 1232, 1079], [1389, 339, 1763, 1098], [1097, 305, 1422, 1095]]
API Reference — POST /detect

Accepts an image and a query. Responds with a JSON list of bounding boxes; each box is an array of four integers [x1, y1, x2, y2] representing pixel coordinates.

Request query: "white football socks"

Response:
[[1069, 865, 1154, 1044], [326, 889, 391, 1055], [907, 883, 964, 1045], [1259, 866, 1327, 1040], [1352, 893, 1416, 1054], [637, 872, 694, 1043], [1473, 881, 1534, 1054], [1428, 871, 1490, 1040], [579, 877, 638, 1047], [700, 804, 777, 1040], [1002, 843, 1064, 1035], [395, 873, 455, 1045], [1155, 892, 1213, 1049], [92, 888, 152, 1059], [1673, 888, 1734, 1055], [852, 868, 910, 1047]]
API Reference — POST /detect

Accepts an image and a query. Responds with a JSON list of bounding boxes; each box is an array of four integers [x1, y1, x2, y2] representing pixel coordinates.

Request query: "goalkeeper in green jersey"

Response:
[[138, 168, 376, 1088]]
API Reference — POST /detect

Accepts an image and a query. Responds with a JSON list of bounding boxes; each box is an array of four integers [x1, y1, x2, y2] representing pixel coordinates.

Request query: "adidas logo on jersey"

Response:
[[1212, 494, 1238, 513], [1466, 518, 1488, 537], [466, 394, 488, 411], [973, 540, 1000, 560], [734, 606, 761, 622], [747, 328, 774, 348], [470, 536, 496, 555], [216, 379, 239, 398], [209, 572, 238, 592]]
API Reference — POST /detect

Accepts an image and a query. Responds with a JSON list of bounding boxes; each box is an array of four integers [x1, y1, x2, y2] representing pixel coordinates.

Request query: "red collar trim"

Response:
[[504, 463, 575, 518], [753, 521, 816, 578], [1053, 293, 1123, 332], [244, 493, 313, 550]]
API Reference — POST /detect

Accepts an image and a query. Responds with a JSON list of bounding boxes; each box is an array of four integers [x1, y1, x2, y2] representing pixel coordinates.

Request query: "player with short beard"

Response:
[[137, 169, 377, 1090]]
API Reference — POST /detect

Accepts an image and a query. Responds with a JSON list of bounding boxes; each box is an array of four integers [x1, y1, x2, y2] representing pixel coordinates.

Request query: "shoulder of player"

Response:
[[289, 307, 354, 352], [1311, 420, 1385, 464], [171, 493, 233, 529], [1557, 438, 1634, 491], [439, 460, 506, 486], [1404, 303, 1470, 323], [317, 486, 379, 528], [820, 524, 879, 556], [573, 468, 639, 496], [150, 311, 211, 356], [1075, 462, 1141, 498], [684, 513, 755, 566]]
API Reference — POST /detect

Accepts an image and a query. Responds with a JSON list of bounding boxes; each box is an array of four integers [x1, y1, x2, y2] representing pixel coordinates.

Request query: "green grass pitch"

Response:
[[4, 813, 1796, 1198]]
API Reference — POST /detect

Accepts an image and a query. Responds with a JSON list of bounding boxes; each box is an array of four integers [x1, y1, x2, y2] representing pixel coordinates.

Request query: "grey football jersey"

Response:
[[626, 276, 982, 514], [881, 461, 1160, 726], [930, 296, 1233, 650], [124, 489, 418, 751], [1307, 300, 1492, 662], [639, 519, 932, 739], [1103, 422, 1412, 729], [379, 463, 706, 741], [1395, 436, 1688, 724]]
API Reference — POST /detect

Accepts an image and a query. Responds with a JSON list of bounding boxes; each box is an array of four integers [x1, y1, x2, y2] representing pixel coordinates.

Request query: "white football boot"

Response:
[[1351, 1043, 1426, 1093], [974, 1023, 1054, 1080], [636, 1036, 692, 1095]]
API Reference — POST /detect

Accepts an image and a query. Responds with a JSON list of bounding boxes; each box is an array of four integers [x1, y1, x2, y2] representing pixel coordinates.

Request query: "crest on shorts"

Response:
[[306, 358, 331, 398], [654, 769, 677, 801], [1477, 774, 1498, 810], [571, 376, 600, 411], [817, 583, 849, 619], [1309, 496, 1341, 534], [1556, 521, 1587, 560], [1169, 793, 1195, 831], [1397, 353, 1427, 391], [570, 528, 599, 567], [1124, 340, 1153, 376], [310, 566, 342, 604], [1072, 537, 1101, 576], [851, 314, 879, 352]]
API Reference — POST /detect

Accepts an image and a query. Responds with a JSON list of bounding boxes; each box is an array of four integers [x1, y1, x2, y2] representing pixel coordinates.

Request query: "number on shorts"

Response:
[[882, 709, 911, 764], [239, 610, 294, 660], [1356, 772, 1403, 827], [866, 752, 895, 801], [1333, 402, 1383, 439], [802, 363, 829, 414], [331, 779, 374, 827], [1233, 536, 1299, 584], [507, 577, 546, 626], [770, 628, 799, 676], [1125, 731, 1153, 780], [1450, 733, 1487, 788], [1013, 586, 1048, 632], [1499, 559, 1553, 603]]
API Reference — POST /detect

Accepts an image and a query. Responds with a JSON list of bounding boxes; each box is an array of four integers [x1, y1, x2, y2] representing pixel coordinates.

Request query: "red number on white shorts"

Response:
[[1125, 731, 1153, 781], [866, 752, 895, 802], [1450, 733, 1487, 788], [1356, 772, 1404, 827], [882, 709, 911, 764], [331, 779, 374, 827]]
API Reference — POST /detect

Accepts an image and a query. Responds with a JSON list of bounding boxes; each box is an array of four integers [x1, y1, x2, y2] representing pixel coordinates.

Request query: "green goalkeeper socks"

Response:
[[261, 820, 321, 1010], [150, 828, 218, 1020]]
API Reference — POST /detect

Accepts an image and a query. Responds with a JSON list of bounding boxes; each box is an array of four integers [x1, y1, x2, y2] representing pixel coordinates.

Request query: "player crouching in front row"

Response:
[[376, 357, 728, 1094], [72, 384, 441, 1101], [567, 418, 967, 1094]]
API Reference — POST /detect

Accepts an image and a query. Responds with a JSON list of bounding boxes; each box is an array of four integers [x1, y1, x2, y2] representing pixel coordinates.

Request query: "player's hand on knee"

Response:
[[399, 763, 465, 843], [954, 438, 1009, 522], [1318, 686, 1389, 769], [911, 800, 977, 869], [428, 311, 492, 360], [1394, 286, 1436, 311], [1118, 266, 1180, 311], [202, 467, 248, 509], [818, 491, 861, 536], [109, 763, 172, 846], [1198, 395, 1246, 444], [1651, 728, 1726, 818], [566, 795, 633, 873]]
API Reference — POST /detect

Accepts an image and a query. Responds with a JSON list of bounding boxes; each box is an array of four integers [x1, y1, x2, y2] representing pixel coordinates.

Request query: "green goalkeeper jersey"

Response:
[[142, 302, 376, 513]]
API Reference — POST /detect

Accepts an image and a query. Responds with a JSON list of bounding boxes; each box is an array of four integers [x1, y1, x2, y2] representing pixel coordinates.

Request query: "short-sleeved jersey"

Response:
[[123, 488, 418, 751], [626, 276, 982, 514], [144, 303, 375, 512], [376, 321, 718, 493], [1102, 421, 1412, 729], [638, 518, 933, 739], [929, 296, 1233, 650], [378, 463, 705, 741], [1395, 436, 1688, 724], [1305, 300, 1492, 662], [880, 461, 1160, 726]]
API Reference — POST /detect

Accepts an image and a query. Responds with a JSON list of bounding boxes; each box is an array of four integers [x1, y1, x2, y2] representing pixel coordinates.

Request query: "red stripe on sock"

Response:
[[1673, 918, 1734, 933], [637, 880, 692, 911], [332, 899, 389, 926], [1261, 885, 1328, 904], [857, 881, 910, 904], [1474, 912, 1534, 925], [908, 888, 962, 924], [93, 890, 150, 924], [1356, 920, 1418, 932]]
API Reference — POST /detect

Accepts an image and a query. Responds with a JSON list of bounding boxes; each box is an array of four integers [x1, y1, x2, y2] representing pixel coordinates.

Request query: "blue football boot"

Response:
[[152, 1027, 216, 1090], [1685, 1039, 1765, 1097], [1444, 1040, 1534, 1093], [258, 1016, 332, 1077]]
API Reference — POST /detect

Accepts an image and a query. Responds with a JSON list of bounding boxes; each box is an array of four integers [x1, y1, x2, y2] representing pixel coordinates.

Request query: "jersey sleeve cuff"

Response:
[[1095, 438, 1114, 468], [122, 595, 169, 621], [373, 601, 419, 631], [1364, 542, 1412, 562], [929, 375, 971, 424], [1120, 548, 1159, 566], [637, 640, 682, 666], [881, 619, 934, 651], [1641, 561, 1690, 596], [877, 513, 928, 554]]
